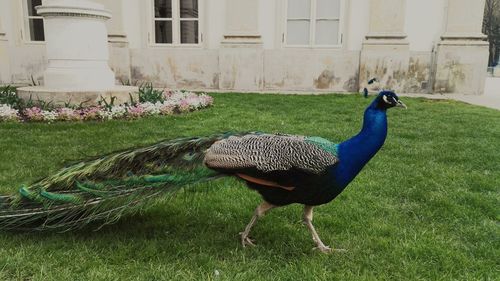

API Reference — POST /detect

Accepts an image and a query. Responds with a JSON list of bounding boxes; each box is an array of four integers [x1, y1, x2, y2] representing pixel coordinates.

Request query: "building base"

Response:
[[17, 86, 138, 107], [433, 40, 489, 95], [493, 66, 500, 77], [359, 39, 410, 92], [109, 40, 131, 84], [219, 42, 264, 91]]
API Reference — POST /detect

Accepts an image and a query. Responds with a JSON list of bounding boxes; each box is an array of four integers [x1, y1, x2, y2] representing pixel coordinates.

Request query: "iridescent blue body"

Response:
[[247, 95, 389, 206], [332, 103, 388, 190]]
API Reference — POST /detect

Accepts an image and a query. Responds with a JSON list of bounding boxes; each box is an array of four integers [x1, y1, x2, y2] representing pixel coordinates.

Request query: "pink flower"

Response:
[[177, 99, 191, 112], [80, 106, 103, 120], [56, 107, 81, 121], [127, 105, 145, 118], [163, 89, 174, 99], [200, 94, 214, 106], [160, 104, 175, 115], [23, 107, 44, 121]]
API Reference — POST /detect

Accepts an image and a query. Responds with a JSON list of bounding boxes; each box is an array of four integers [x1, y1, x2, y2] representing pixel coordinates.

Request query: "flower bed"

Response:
[[0, 88, 213, 123]]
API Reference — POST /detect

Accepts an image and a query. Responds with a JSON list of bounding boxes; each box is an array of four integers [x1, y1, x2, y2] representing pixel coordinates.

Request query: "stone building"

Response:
[[0, 0, 490, 95]]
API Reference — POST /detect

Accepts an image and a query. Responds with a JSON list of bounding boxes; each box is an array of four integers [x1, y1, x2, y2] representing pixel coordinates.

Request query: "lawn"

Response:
[[0, 93, 498, 280]]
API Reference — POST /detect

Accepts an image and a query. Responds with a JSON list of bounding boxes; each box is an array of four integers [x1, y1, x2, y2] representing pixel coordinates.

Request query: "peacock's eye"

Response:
[[382, 95, 390, 104]]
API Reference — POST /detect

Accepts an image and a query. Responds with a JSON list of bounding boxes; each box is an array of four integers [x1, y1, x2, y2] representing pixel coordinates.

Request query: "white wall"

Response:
[[1, 0, 17, 44], [406, 0, 447, 52], [83, 0, 450, 52], [346, 0, 370, 51], [205, 0, 225, 49], [3, 0, 486, 94], [259, 0, 277, 49], [122, 0, 142, 49]]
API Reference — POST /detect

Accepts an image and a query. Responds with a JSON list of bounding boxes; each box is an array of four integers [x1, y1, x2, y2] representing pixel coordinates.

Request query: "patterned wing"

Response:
[[204, 134, 338, 174]]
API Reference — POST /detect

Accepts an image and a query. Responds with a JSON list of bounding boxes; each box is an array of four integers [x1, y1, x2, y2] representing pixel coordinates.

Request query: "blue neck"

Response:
[[332, 104, 388, 188]]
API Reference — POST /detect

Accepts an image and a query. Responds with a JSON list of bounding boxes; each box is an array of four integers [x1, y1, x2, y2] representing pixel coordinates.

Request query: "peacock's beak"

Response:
[[396, 100, 407, 109]]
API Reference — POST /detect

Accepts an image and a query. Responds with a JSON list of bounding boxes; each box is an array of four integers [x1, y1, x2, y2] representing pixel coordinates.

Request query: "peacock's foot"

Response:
[[313, 245, 347, 254], [239, 232, 256, 247]]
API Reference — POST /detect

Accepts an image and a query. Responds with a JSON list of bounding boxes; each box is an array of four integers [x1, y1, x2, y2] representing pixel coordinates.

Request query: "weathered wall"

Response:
[[405, 52, 433, 93], [360, 44, 410, 93], [219, 46, 264, 91], [432, 0, 489, 95], [9, 45, 46, 85], [109, 43, 131, 84], [264, 50, 360, 92], [130, 48, 219, 89], [360, 49, 433, 94], [434, 44, 489, 95], [129, 48, 361, 92]]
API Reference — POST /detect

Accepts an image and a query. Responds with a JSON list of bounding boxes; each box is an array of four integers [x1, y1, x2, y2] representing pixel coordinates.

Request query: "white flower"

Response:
[[141, 102, 161, 115], [110, 105, 127, 118], [0, 104, 19, 121], [42, 110, 57, 121]]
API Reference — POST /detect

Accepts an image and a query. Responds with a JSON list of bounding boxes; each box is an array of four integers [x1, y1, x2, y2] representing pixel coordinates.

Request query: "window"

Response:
[[153, 0, 200, 45], [25, 0, 45, 41], [285, 0, 341, 46]]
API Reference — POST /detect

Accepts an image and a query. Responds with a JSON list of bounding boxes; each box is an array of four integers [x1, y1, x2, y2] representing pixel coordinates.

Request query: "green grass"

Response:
[[0, 93, 498, 280]]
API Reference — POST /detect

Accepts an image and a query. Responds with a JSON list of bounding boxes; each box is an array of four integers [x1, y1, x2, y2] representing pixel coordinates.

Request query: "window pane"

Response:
[[180, 21, 199, 43], [180, 0, 198, 18], [287, 0, 310, 19], [287, 20, 310, 45], [154, 0, 172, 18], [315, 20, 339, 45], [27, 0, 42, 16], [155, 20, 173, 43], [316, 0, 340, 19], [29, 18, 44, 41]]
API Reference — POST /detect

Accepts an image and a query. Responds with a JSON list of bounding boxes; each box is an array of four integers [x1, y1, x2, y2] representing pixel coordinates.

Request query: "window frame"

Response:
[[149, 0, 203, 47], [22, 0, 45, 44], [283, 0, 344, 48]]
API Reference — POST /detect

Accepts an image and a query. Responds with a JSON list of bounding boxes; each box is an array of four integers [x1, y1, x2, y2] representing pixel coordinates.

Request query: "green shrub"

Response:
[[0, 86, 23, 109], [138, 83, 165, 103]]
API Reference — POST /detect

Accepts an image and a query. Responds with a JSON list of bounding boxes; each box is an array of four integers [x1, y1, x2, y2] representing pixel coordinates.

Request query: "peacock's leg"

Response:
[[303, 205, 346, 254], [239, 201, 275, 247]]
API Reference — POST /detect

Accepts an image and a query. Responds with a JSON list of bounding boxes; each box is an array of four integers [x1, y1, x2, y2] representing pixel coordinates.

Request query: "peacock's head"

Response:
[[373, 91, 407, 110]]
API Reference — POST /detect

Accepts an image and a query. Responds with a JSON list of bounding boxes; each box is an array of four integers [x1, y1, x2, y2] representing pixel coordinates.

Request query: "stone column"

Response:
[[219, 0, 263, 91], [359, 0, 410, 92], [37, 0, 115, 89], [95, 0, 131, 84], [17, 0, 137, 106], [0, 16, 11, 85], [433, 0, 489, 94]]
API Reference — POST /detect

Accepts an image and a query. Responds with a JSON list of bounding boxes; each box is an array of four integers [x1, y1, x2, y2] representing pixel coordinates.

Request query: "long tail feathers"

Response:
[[0, 133, 235, 231]]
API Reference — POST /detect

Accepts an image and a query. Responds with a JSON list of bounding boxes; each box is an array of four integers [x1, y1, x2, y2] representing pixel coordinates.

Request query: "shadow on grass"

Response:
[[4, 191, 318, 259]]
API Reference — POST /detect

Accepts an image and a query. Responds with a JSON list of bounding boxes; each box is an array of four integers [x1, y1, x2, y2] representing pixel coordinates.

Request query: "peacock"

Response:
[[0, 91, 406, 253]]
